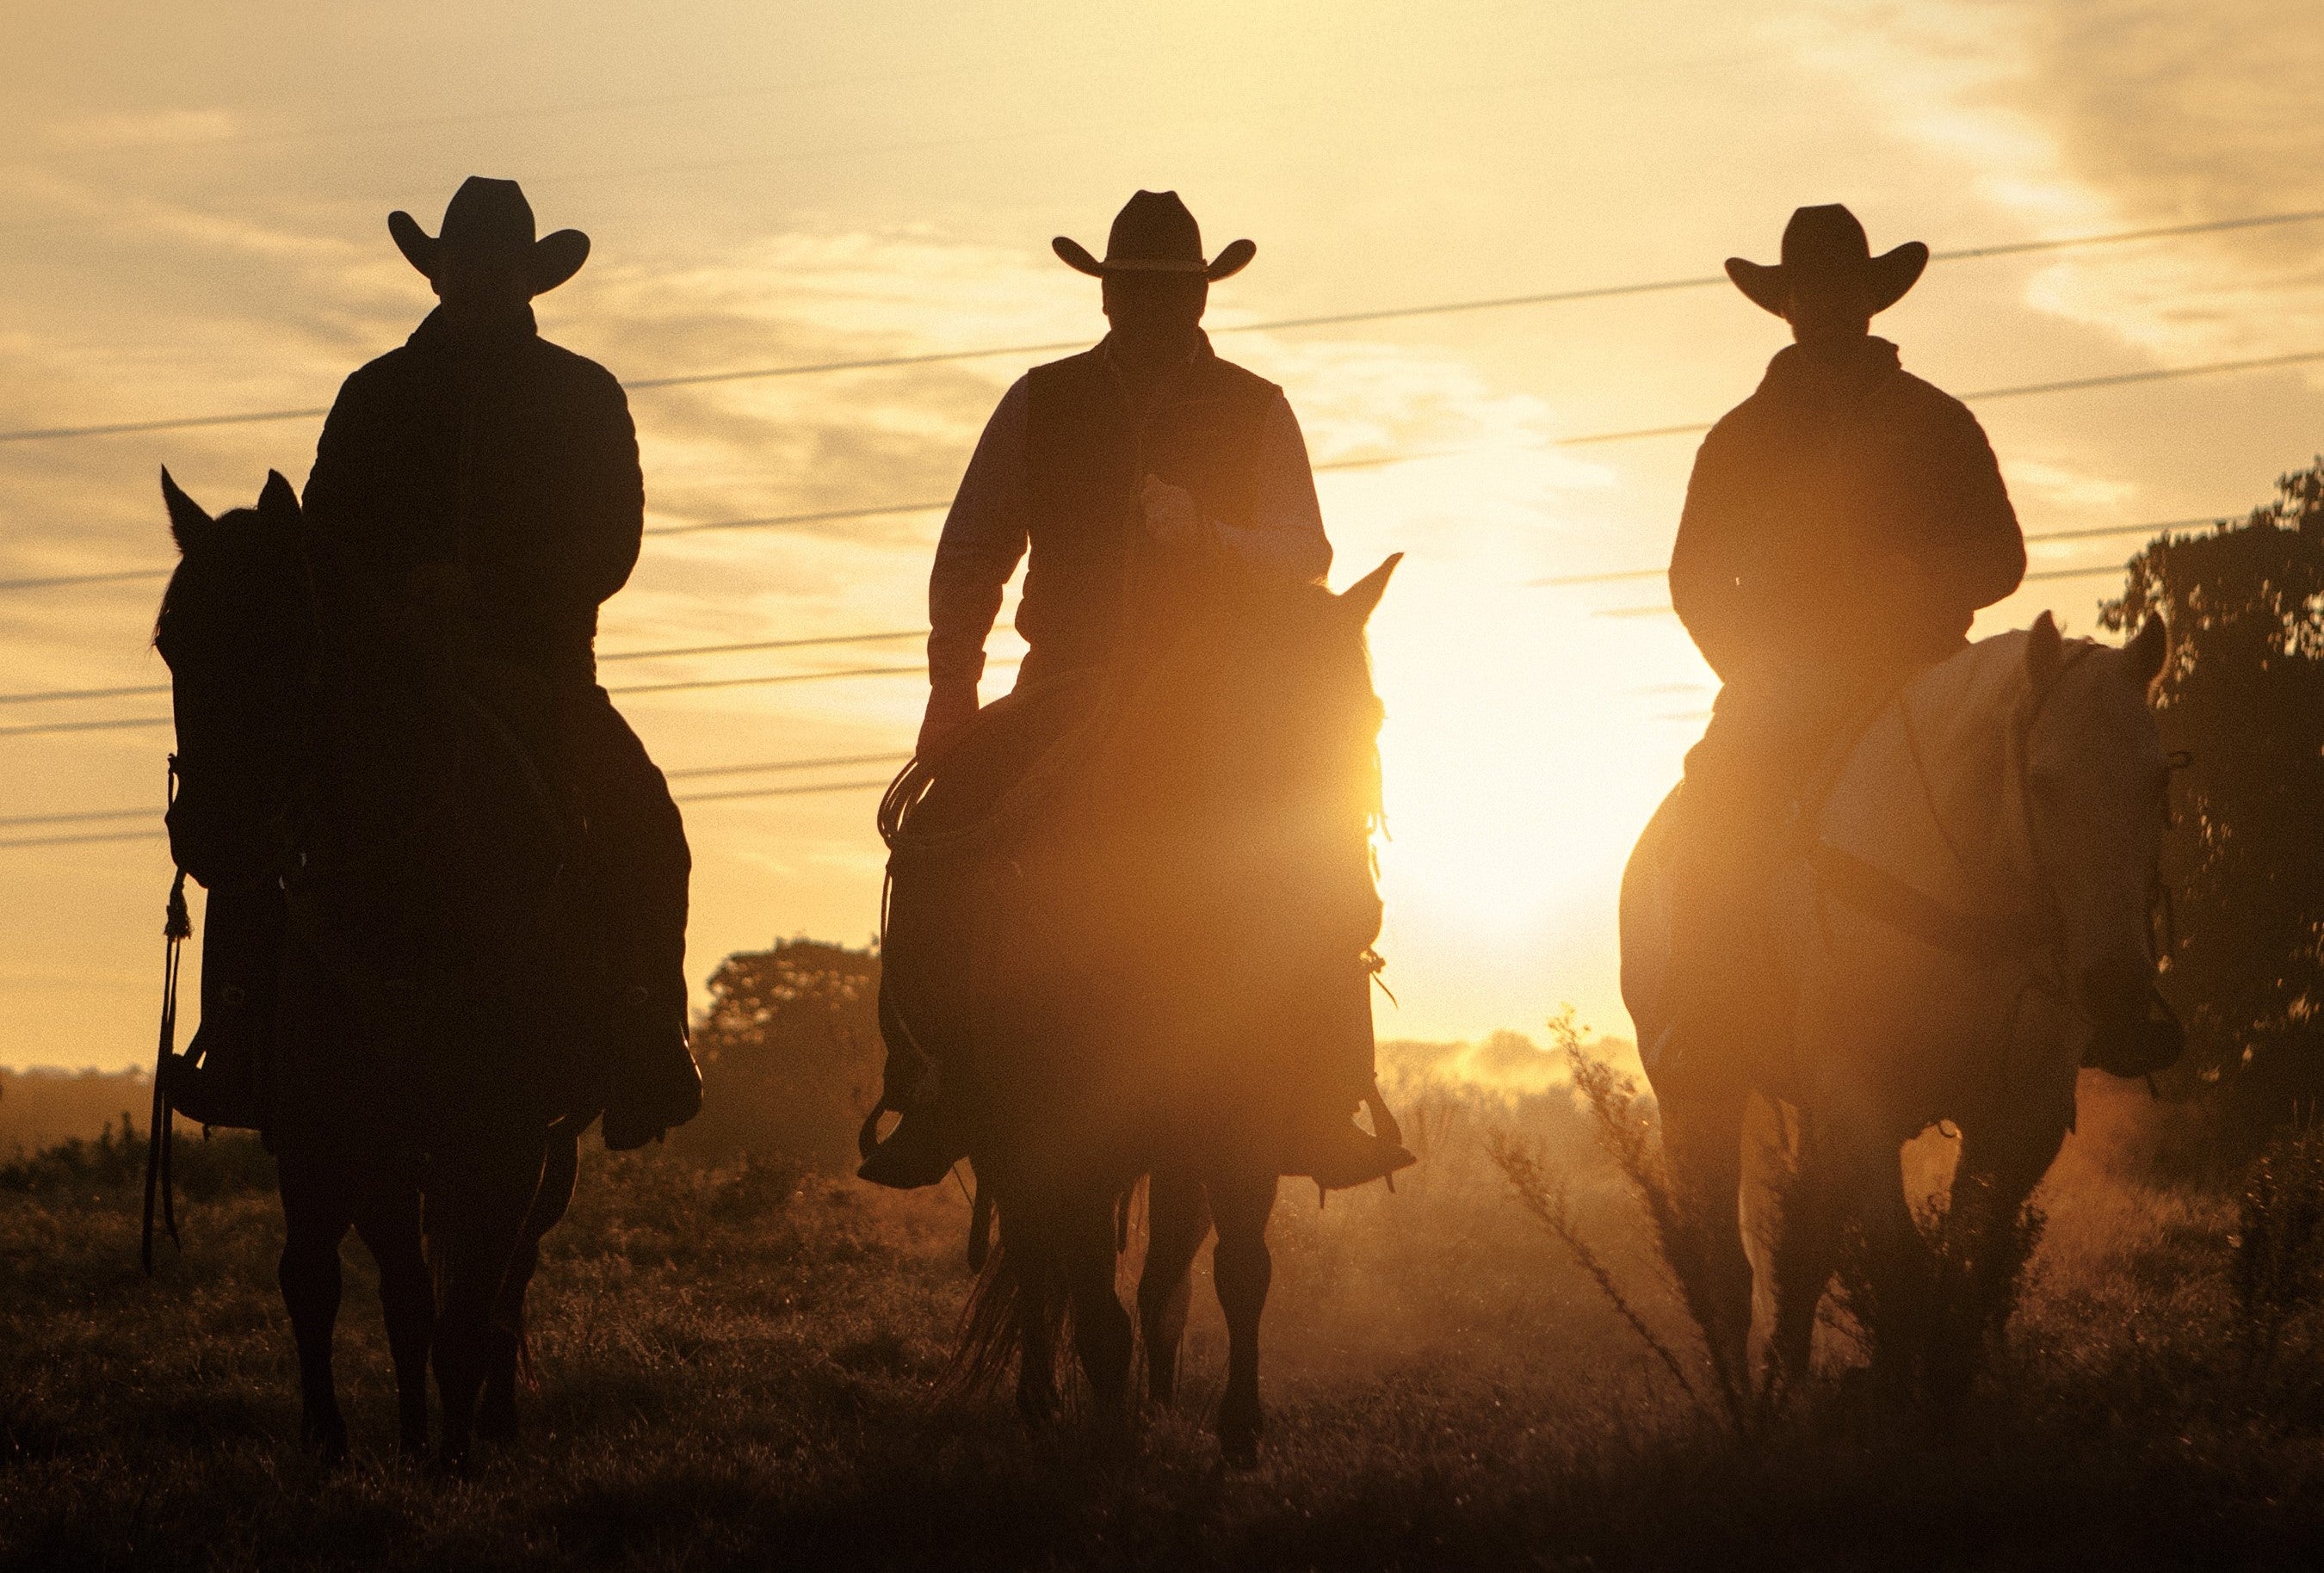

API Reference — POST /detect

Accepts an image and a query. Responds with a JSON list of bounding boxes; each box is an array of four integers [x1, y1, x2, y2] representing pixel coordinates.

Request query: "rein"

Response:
[[140, 757, 193, 1276]]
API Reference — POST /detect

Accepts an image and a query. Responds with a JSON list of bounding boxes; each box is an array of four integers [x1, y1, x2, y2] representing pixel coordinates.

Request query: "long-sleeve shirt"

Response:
[[928, 349, 1332, 690], [1671, 335, 2023, 690], [304, 305, 643, 683]]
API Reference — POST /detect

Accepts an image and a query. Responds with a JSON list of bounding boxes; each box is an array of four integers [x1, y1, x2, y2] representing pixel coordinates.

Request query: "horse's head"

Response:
[[154, 468, 313, 883], [2018, 611, 2176, 1064]]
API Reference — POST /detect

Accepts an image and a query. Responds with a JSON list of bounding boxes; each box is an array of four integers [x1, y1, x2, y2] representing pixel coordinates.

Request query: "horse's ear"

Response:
[[1338, 552, 1403, 624], [257, 469, 300, 524], [160, 467, 210, 551], [2129, 614, 2168, 689], [2026, 611, 2064, 688]]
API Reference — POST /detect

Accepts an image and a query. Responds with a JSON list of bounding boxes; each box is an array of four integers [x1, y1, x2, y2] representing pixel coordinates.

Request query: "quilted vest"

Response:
[[1019, 342, 1282, 680]]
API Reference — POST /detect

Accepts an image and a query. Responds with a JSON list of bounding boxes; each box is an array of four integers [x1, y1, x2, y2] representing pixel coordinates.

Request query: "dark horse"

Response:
[[156, 469, 600, 1467], [900, 553, 1403, 1464]]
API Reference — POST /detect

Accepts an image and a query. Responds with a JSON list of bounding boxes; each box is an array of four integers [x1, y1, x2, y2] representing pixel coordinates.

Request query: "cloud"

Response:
[[1797, 0, 2324, 362]]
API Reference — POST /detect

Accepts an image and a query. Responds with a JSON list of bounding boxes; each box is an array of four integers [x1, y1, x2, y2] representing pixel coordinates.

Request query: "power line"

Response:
[[0, 567, 170, 593], [613, 661, 931, 697], [1595, 560, 2144, 619], [0, 805, 152, 829], [0, 713, 175, 738], [0, 828, 159, 851], [600, 629, 923, 662], [664, 750, 910, 780], [7, 346, 2313, 602], [9, 206, 2321, 445], [0, 630, 937, 707], [1528, 515, 2234, 588], [0, 747, 915, 834], [0, 655, 976, 737], [674, 776, 897, 805], [0, 682, 169, 707]]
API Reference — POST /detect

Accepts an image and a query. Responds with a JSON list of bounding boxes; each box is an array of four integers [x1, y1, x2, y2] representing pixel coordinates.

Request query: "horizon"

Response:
[[6, 0, 2322, 1070]]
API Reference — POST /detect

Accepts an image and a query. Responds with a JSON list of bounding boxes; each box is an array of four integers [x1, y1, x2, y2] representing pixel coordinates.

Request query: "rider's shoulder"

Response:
[[1879, 367, 1985, 433], [525, 336, 625, 395]]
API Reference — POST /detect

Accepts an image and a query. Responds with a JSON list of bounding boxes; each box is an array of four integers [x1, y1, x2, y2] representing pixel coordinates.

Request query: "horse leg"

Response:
[[1765, 1107, 1838, 1396], [349, 1154, 433, 1460], [1934, 1114, 2067, 1405], [429, 1133, 548, 1472], [275, 1150, 355, 1465], [1834, 1126, 1928, 1396], [480, 1124, 578, 1442], [1065, 1193, 1134, 1436], [1208, 1170, 1278, 1468], [1137, 1169, 1210, 1409], [1657, 1089, 1755, 1397]]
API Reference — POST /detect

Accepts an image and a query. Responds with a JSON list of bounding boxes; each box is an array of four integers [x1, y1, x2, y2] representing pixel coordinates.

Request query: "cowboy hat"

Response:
[[387, 176, 590, 295], [1725, 204, 1928, 318], [1053, 189, 1255, 281]]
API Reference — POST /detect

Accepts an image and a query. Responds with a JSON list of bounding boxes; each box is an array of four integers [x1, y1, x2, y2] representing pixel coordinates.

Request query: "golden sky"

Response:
[[3, 0, 2321, 1070]]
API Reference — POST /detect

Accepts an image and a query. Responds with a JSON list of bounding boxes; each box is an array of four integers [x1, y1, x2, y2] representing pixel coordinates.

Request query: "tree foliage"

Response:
[[676, 938, 883, 1169], [2103, 460, 2324, 1145]]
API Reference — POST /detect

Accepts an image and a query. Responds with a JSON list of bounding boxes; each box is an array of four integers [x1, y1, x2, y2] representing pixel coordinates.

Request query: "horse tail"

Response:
[[938, 1233, 1023, 1402]]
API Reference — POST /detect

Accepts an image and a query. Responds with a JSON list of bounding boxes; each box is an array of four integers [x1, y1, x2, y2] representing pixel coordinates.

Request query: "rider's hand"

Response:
[[917, 681, 980, 761], [1140, 474, 1210, 551]]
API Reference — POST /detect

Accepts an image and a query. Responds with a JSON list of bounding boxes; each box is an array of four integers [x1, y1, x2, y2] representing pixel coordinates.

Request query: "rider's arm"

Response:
[[1922, 399, 2024, 614], [562, 366, 646, 608], [1206, 393, 1332, 582], [1670, 425, 1752, 683], [928, 378, 1031, 694]]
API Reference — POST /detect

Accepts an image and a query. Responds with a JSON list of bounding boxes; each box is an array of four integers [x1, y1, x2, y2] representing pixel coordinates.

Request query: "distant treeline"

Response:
[[2106, 457, 2324, 1159], [0, 1067, 150, 1159]]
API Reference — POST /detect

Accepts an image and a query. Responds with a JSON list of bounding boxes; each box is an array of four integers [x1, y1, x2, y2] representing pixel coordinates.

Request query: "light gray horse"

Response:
[[1622, 613, 2174, 1399]]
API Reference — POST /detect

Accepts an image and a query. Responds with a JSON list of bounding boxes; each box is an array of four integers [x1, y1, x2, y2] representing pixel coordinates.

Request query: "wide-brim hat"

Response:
[[1725, 204, 1928, 317], [1054, 189, 1255, 281], [387, 176, 590, 295]]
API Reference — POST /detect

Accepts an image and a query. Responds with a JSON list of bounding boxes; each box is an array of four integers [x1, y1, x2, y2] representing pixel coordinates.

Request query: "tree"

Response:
[[2103, 460, 2324, 1148], [675, 938, 883, 1169]]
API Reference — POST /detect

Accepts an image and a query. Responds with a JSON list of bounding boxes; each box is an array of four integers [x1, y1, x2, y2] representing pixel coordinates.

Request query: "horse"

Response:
[[909, 552, 1403, 1465], [1621, 613, 2177, 1401], [155, 468, 602, 1466]]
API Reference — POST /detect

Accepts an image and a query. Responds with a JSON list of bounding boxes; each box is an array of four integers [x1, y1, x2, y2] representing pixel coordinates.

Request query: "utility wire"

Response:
[[0, 655, 980, 737], [0, 747, 917, 832], [0, 805, 153, 829], [664, 750, 910, 780], [1529, 515, 2234, 588], [0, 629, 939, 706], [0, 828, 160, 851], [8, 207, 2320, 445], [9, 342, 2317, 599], [1595, 559, 2146, 619], [675, 776, 898, 805], [12, 339, 2302, 600]]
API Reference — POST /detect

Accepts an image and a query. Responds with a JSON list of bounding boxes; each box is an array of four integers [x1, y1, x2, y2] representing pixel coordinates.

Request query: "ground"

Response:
[[3, 1079, 2322, 1572]]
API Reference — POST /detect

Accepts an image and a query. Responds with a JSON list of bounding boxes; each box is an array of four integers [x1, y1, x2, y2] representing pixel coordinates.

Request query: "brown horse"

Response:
[[1622, 616, 2177, 1401], [156, 470, 604, 1467], [905, 553, 1403, 1464]]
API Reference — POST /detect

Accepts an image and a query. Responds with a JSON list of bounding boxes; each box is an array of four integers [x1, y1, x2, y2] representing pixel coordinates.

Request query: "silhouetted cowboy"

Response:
[[861, 190, 1400, 1188], [1661, 203, 2025, 1083], [302, 176, 699, 1148]]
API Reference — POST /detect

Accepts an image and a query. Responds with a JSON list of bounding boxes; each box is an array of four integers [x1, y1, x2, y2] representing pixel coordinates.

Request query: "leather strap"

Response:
[[1810, 841, 2055, 965]]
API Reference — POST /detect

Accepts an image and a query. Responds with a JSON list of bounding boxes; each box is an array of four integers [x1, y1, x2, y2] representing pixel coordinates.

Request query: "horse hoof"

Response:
[[300, 1410, 350, 1468], [1216, 1405, 1262, 1470], [399, 1428, 430, 1464], [476, 1384, 518, 1444]]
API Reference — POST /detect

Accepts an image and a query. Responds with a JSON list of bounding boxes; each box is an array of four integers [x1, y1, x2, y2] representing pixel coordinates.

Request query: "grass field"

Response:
[[3, 1058, 2322, 1571]]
